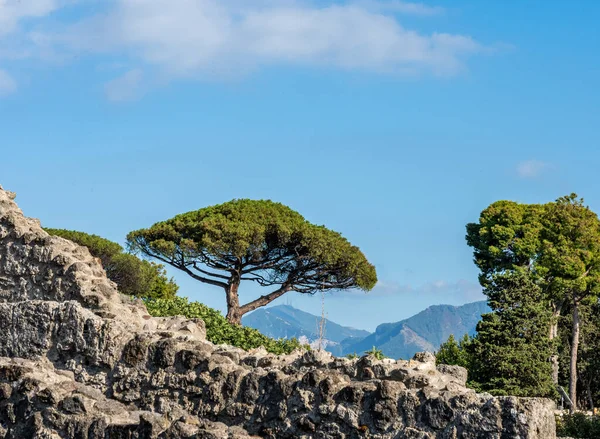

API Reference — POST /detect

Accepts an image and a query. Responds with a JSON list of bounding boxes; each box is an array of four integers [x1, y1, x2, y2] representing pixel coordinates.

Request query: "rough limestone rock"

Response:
[[0, 184, 557, 439]]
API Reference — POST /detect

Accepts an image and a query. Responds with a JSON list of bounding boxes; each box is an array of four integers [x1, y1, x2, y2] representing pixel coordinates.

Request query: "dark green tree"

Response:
[[127, 199, 377, 324], [46, 228, 178, 300], [466, 200, 544, 288], [468, 270, 555, 397], [465, 200, 564, 381], [538, 195, 600, 411], [436, 333, 472, 369]]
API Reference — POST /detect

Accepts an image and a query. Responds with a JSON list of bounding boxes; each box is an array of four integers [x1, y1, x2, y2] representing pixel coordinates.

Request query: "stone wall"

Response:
[[0, 185, 556, 439]]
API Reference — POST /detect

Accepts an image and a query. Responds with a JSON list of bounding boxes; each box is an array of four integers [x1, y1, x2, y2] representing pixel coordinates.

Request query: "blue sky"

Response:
[[1, 0, 599, 331]]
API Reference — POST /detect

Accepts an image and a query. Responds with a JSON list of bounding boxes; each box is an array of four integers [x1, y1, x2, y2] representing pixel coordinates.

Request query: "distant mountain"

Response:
[[343, 301, 490, 359], [242, 305, 370, 353], [243, 301, 490, 360]]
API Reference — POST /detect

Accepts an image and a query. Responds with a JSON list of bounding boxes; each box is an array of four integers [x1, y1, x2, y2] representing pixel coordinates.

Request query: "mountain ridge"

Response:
[[244, 300, 490, 359], [343, 301, 490, 359], [242, 304, 370, 353]]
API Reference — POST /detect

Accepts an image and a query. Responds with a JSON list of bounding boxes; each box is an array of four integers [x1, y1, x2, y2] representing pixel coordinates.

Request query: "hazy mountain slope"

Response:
[[344, 323, 436, 360], [244, 301, 490, 360], [343, 301, 490, 359], [242, 304, 370, 345]]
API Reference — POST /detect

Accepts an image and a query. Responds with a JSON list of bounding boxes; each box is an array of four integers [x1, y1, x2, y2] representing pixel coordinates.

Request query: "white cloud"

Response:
[[42, 0, 485, 78], [372, 280, 413, 295], [342, 279, 484, 302], [0, 0, 60, 36], [0, 0, 492, 97], [360, 279, 485, 301], [0, 68, 17, 95], [516, 160, 552, 179], [419, 279, 483, 301], [104, 68, 143, 102]]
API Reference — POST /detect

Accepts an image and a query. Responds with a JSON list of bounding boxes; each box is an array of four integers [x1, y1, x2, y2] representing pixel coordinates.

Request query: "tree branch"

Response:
[[241, 252, 294, 274], [136, 245, 229, 289], [191, 262, 232, 281], [180, 265, 229, 289], [238, 284, 292, 315]]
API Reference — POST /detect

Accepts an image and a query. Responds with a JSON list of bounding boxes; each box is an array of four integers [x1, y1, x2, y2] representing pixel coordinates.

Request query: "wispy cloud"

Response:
[[418, 279, 483, 301], [0, 68, 17, 95], [104, 68, 144, 102], [340, 279, 484, 302], [0, 0, 493, 98], [516, 160, 553, 179], [65, 0, 484, 77], [13, 1, 484, 73], [0, 0, 61, 36]]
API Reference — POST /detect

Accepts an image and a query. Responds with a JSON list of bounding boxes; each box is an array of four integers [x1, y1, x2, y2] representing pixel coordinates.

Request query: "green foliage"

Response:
[[466, 195, 600, 307], [139, 263, 179, 300], [436, 334, 473, 369], [468, 271, 556, 398], [365, 346, 385, 360], [46, 228, 178, 300], [556, 413, 600, 439], [127, 199, 377, 322], [466, 201, 545, 288], [539, 194, 600, 302], [46, 228, 123, 264], [144, 297, 307, 355], [346, 352, 359, 359]]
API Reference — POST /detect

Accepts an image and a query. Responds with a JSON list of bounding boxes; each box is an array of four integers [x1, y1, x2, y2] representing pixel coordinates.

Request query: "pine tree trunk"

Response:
[[586, 379, 594, 412], [549, 302, 563, 385], [225, 281, 242, 325], [569, 298, 580, 413]]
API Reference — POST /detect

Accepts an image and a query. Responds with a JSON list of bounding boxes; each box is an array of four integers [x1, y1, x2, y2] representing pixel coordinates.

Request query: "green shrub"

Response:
[[346, 352, 359, 360], [45, 228, 178, 300], [365, 346, 385, 360], [556, 412, 600, 438], [144, 297, 307, 355], [436, 334, 472, 368]]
